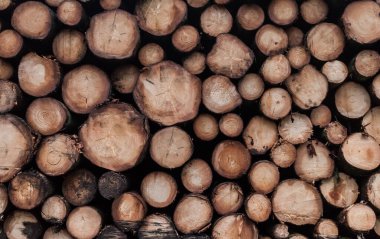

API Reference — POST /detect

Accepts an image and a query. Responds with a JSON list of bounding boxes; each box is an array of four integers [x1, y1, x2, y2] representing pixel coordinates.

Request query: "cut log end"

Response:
[[212, 182, 244, 215]]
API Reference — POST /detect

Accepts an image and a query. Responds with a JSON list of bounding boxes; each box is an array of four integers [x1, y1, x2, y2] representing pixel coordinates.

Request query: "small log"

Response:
[[36, 134, 80, 176], [11, 1, 53, 39], [236, 4, 264, 31], [98, 225, 126, 239], [211, 182, 244, 215], [0, 59, 13, 80], [99, 0, 121, 10], [86, 9, 139, 59], [324, 121, 347, 145], [288, 234, 307, 239], [212, 140, 251, 179], [138, 214, 178, 239], [172, 25, 200, 52], [18, 52, 60, 97], [57, 0, 85, 26], [238, 73, 265, 101], [272, 179, 323, 225], [268, 0, 298, 26], [111, 64, 139, 94], [8, 170, 52, 210], [372, 74, 380, 101], [44, 0, 64, 7], [285, 65, 328, 110], [193, 114, 219, 141], [261, 54, 291, 84], [255, 24, 288, 56], [112, 192, 147, 231], [375, 218, 380, 237], [270, 140, 297, 168], [0, 114, 36, 182], [271, 223, 289, 239], [0, 184, 8, 214], [0, 80, 21, 113], [310, 105, 331, 128], [341, 1, 380, 44], [306, 23, 345, 61], [314, 219, 339, 239], [207, 34, 254, 78], [202, 75, 242, 113], [186, 0, 208, 8], [300, 0, 328, 25], [98, 171, 128, 200], [278, 113, 313, 145], [79, 103, 149, 171], [260, 88, 292, 120], [140, 171, 177, 208], [219, 113, 243, 137], [363, 107, 380, 144], [352, 50, 380, 79], [43, 227, 73, 239], [245, 193, 271, 223], [214, 0, 232, 4], [173, 194, 213, 234], [66, 206, 102, 239], [0, 0, 12, 11], [243, 116, 278, 155], [364, 173, 380, 211], [321, 60, 348, 84], [211, 214, 259, 239], [341, 133, 380, 173], [138, 43, 165, 67], [133, 61, 202, 126], [4, 210, 42, 239], [286, 27, 303, 47], [0, 30, 23, 58], [52, 29, 87, 65], [62, 169, 97, 206], [41, 195, 70, 224], [181, 159, 213, 193], [150, 126, 193, 169], [136, 0, 187, 36], [338, 203, 376, 233], [319, 172, 359, 208], [183, 52, 206, 75], [26, 98, 69, 136], [248, 160, 280, 194], [294, 140, 334, 182], [200, 5, 232, 37], [286, 46, 310, 70]]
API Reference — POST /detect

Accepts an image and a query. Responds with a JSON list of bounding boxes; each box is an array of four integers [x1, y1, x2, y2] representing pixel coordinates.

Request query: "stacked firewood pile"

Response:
[[0, 0, 380, 238]]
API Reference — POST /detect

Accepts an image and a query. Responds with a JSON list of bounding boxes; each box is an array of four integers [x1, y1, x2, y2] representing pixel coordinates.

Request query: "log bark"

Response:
[[138, 214, 178, 239], [98, 171, 129, 200], [97, 225, 126, 239]]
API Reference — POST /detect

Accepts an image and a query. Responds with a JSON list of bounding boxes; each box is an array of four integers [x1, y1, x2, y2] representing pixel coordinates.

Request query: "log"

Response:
[[321, 60, 348, 84], [248, 160, 280, 194], [4, 210, 42, 239], [0, 59, 13, 80], [173, 194, 213, 234], [243, 116, 278, 155], [236, 4, 264, 31], [44, 0, 64, 7], [310, 105, 331, 128], [150, 126, 193, 169], [8, 170, 52, 210], [268, 0, 298, 26], [255, 24, 288, 56], [261, 54, 291, 84], [0, 0, 12, 11], [0, 184, 7, 215], [319, 172, 359, 208], [135, 0, 187, 36], [238, 73, 265, 101], [202, 75, 242, 113], [193, 114, 219, 141], [138, 43, 165, 67], [43, 227, 73, 239], [300, 0, 328, 24], [211, 214, 259, 239], [138, 214, 178, 239], [259, 87, 292, 120], [286, 46, 310, 70], [52, 29, 87, 65], [200, 5, 232, 37], [314, 219, 339, 239], [99, 0, 121, 10], [183, 52, 206, 75], [111, 64, 139, 94], [245, 193, 271, 223], [324, 121, 347, 145], [172, 25, 200, 52], [18, 52, 60, 97], [270, 140, 297, 168], [372, 74, 380, 101], [98, 171, 129, 200], [352, 50, 380, 79], [286, 27, 304, 47], [272, 179, 323, 225], [186, 0, 208, 8], [133, 61, 202, 126], [271, 224, 289, 239], [364, 173, 380, 211], [0, 114, 36, 182], [57, 0, 85, 26], [86, 9, 139, 59], [181, 159, 213, 193], [211, 182, 244, 215], [219, 113, 243, 137], [97, 225, 126, 239], [362, 107, 380, 144], [66, 206, 102, 239], [40, 195, 70, 224], [140, 171, 177, 208], [206, 34, 254, 78], [278, 113, 313, 145], [79, 103, 149, 171], [62, 169, 97, 206], [0, 80, 21, 113], [11, 1, 53, 39], [338, 203, 376, 233], [212, 140, 251, 179], [0, 30, 23, 58], [112, 192, 147, 231]]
